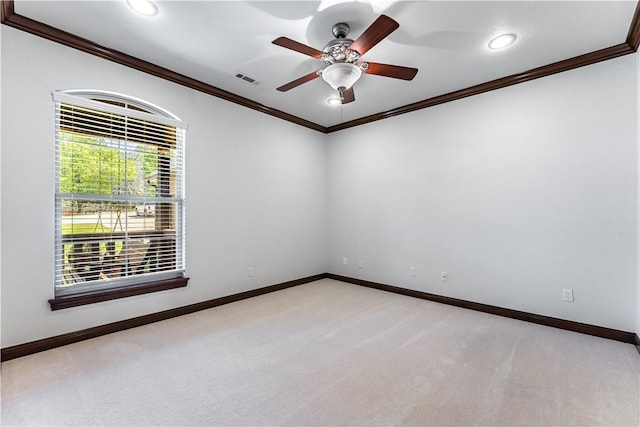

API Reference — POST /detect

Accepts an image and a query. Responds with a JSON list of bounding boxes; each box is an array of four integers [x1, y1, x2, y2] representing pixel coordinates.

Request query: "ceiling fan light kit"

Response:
[[321, 62, 362, 91], [272, 14, 418, 105]]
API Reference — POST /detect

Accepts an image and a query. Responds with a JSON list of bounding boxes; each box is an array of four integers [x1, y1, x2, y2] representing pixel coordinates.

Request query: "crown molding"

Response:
[[627, 0, 640, 51], [0, 1, 326, 133], [326, 42, 635, 133], [2, 0, 640, 134]]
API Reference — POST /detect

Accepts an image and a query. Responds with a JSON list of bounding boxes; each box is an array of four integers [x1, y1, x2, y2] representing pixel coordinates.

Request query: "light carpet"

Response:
[[1, 279, 639, 426]]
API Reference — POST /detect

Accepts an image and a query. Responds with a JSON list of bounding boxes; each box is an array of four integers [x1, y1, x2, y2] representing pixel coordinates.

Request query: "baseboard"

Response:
[[1, 273, 328, 362], [327, 273, 637, 345], [3, 272, 636, 362]]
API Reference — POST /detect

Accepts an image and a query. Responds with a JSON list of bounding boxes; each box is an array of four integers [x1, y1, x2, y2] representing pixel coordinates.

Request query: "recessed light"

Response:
[[488, 33, 517, 50], [127, 0, 158, 16], [327, 97, 342, 106]]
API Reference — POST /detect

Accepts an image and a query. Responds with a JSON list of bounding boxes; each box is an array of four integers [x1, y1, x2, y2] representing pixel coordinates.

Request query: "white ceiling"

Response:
[[13, 1, 638, 128]]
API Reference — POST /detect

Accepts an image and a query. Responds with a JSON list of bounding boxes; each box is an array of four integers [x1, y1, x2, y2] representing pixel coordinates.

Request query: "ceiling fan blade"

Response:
[[276, 70, 321, 92], [348, 15, 399, 56], [364, 62, 418, 80], [340, 87, 355, 104], [272, 37, 325, 58]]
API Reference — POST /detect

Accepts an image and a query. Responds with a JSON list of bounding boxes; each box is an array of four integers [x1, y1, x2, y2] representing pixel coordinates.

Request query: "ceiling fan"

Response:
[[272, 15, 418, 104]]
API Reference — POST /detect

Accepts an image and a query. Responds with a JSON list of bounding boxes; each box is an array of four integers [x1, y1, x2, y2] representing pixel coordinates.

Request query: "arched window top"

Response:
[[51, 88, 187, 305], [58, 89, 183, 122]]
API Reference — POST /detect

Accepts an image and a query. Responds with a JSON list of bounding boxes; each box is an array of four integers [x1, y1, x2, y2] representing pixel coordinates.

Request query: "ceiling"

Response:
[[6, 1, 640, 131]]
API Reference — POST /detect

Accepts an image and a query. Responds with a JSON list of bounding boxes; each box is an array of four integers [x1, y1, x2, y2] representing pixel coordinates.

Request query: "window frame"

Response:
[[49, 90, 188, 310]]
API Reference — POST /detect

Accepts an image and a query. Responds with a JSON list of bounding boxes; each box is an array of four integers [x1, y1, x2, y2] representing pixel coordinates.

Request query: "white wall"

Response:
[[2, 24, 639, 349], [637, 49, 640, 338], [0, 27, 327, 347], [328, 54, 638, 332]]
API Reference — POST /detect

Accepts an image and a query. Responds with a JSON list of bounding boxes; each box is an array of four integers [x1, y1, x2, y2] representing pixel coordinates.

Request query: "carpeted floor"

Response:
[[1, 279, 639, 426]]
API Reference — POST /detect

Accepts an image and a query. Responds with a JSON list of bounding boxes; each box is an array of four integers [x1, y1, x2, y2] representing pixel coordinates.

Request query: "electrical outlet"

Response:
[[410, 267, 416, 277], [342, 257, 348, 265], [440, 271, 448, 282], [562, 288, 574, 302], [248, 267, 254, 277]]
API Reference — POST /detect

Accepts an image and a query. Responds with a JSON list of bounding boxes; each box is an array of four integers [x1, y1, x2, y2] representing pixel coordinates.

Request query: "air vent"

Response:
[[235, 73, 260, 86]]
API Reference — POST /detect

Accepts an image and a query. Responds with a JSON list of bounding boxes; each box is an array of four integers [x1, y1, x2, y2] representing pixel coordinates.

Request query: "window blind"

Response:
[[53, 91, 186, 296]]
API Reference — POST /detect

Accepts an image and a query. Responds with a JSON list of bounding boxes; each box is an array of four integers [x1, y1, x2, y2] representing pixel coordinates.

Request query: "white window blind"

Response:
[[53, 91, 187, 296]]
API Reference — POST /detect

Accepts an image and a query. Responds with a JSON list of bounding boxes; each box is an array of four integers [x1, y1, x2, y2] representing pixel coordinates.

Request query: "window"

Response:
[[51, 90, 187, 308]]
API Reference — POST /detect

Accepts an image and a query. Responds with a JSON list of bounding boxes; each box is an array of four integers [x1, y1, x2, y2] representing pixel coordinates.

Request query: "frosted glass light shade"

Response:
[[322, 63, 362, 90]]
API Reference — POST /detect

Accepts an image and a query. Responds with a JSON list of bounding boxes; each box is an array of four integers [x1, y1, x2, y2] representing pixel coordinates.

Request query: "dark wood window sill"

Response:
[[49, 277, 189, 310]]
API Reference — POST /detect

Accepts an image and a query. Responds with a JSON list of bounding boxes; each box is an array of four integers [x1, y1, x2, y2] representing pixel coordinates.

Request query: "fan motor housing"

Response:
[[322, 22, 361, 64], [331, 22, 350, 38], [322, 39, 355, 62]]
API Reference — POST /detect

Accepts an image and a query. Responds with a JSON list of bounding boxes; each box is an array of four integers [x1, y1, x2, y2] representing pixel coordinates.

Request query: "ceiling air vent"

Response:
[[235, 73, 260, 86]]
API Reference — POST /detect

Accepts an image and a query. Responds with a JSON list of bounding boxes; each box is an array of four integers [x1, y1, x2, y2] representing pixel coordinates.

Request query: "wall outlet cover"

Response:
[[562, 288, 574, 302]]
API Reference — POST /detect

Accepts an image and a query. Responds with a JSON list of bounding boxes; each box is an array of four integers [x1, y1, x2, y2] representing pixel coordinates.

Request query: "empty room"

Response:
[[1, 1, 639, 425]]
